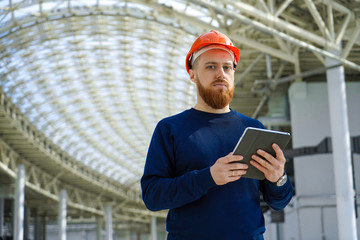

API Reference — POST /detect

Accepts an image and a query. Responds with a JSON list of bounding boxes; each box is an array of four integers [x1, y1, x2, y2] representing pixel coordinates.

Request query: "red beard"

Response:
[[196, 79, 234, 109]]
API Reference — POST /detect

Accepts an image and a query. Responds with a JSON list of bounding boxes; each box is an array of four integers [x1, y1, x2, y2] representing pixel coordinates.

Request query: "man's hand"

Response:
[[250, 143, 286, 183], [210, 152, 248, 185]]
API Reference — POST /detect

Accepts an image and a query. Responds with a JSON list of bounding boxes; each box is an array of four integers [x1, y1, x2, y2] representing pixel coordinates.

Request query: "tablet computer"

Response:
[[232, 127, 291, 180]]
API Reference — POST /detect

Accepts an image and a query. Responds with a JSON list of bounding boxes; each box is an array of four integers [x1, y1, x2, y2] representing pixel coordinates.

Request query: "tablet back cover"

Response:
[[233, 127, 291, 180]]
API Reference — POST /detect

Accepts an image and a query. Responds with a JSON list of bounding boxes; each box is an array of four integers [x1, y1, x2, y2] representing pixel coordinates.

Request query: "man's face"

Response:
[[189, 49, 235, 109]]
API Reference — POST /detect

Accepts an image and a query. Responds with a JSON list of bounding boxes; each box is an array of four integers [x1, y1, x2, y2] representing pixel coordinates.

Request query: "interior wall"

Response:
[[284, 82, 360, 240]]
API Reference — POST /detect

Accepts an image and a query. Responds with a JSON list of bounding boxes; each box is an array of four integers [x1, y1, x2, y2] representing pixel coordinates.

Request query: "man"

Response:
[[141, 30, 294, 240]]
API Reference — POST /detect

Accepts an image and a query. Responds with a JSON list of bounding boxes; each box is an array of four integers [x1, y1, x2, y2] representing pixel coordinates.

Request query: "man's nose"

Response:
[[216, 67, 226, 78]]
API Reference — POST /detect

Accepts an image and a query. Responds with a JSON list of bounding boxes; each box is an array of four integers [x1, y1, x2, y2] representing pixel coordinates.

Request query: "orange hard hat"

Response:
[[185, 30, 240, 73]]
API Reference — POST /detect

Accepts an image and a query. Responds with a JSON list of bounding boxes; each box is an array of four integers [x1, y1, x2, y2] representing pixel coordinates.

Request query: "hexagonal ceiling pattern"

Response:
[[1, 0, 359, 191]]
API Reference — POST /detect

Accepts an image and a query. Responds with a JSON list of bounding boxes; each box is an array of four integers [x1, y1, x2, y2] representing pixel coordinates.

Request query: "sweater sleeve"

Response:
[[141, 121, 217, 211], [260, 175, 294, 211]]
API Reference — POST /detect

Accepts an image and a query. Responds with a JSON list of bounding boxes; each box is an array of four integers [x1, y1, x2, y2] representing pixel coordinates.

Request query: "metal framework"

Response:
[[0, 89, 166, 224], [0, 0, 359, 231]]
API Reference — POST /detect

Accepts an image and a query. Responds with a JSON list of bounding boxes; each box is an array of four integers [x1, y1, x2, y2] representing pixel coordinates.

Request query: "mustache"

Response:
[[212, 79, 229, 87]]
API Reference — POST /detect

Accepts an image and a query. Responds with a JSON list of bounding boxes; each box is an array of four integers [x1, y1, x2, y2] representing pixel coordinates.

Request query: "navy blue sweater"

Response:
[[141, 108, 294, 240]]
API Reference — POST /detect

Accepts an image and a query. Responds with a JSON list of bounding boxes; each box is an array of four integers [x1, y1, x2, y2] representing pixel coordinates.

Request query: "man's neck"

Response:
[[193, 102, 231, 114]]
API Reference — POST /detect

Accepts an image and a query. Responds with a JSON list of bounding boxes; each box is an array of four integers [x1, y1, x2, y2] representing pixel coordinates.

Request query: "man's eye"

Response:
[[223, 66, 232, 71], [207, 65, 215, 69]]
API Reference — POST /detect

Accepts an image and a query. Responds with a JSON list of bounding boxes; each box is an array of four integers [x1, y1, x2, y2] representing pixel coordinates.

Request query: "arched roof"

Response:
[[0, 0, 359, 224]]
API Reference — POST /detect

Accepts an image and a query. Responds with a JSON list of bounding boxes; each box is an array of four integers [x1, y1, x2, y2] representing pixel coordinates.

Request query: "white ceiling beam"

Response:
[[186, 0, 360, 71], [335, 13, 351, 45], [3, 0, 358, 72], [251, 95, 269, 119], [133, 1, 296, 62], [323, 0, 352, 15], [274, 0, 293, 18], [0, 92, 140, 201], [235, 52, 265, 86], [258, 0, 270, 13], [268, 0, 275, 14], [231, 33, 296, 63], [220, 0, 339, 50], [304, 0, 333, 41], [255, 63, 343, 86], [312, 51, 326, 65], [274, 35, 290, 53], [266, 54, 273, 79], [274, 61, 287, 80], [327, 4, 335, 39], [341, 25, 360, 59]]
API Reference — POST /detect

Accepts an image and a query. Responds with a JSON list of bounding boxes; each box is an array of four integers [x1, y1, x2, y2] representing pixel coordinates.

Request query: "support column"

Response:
[[0, 198, 4, 238], [96, 218, 102, 240], [14, 165, 25, 240], [58, 189, 67, 240], [326, 48, 358, 240], [24, 207, 30, 240], [126, 229, 131, 240], [34, 209, 40, 240], [42, 214, 47, 240], [105, 205, 113, 240], [265, 54, 273, 79], [151, 217, 157, 240]]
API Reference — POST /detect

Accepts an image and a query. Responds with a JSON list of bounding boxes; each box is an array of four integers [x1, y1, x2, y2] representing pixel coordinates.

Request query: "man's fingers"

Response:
[[250, 144, 287, 182], [251, 153, 271, 168], [229, 162, 248, 171], [255, 149, 274, 163], [223, 152, 243, 163], [229, 169, 247, 177], [211, 153, 249, 185], [226, 153, 247, 171], [217, 152, 243, 164], [272, 143, 286, 161]]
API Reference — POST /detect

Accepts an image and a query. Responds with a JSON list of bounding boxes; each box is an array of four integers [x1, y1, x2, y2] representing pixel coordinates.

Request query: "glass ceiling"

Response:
[[1, 0, 359, 190], [0, 0, 201, 186]]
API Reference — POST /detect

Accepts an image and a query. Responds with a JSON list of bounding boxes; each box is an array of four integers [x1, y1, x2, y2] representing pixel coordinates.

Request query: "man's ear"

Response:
[[189, 69, 196, 83]]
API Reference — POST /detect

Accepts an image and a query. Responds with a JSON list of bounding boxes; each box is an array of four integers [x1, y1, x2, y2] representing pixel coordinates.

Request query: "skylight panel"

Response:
[[0, 1, 197, 185]]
